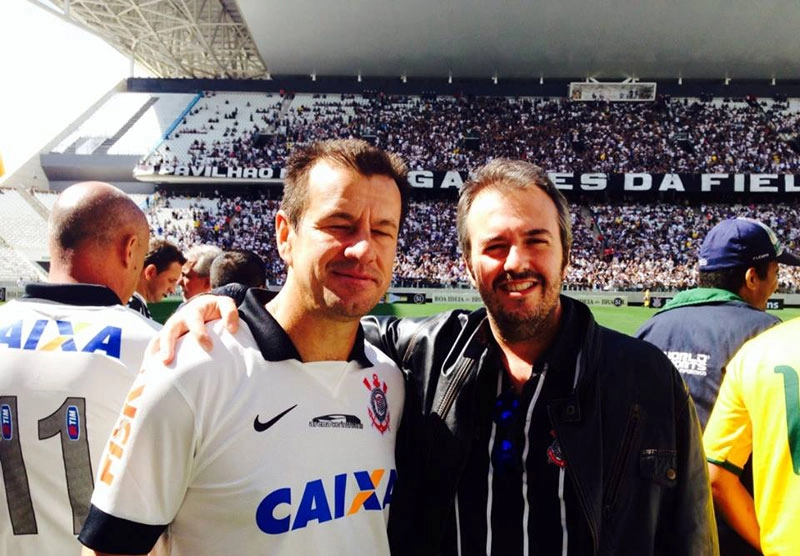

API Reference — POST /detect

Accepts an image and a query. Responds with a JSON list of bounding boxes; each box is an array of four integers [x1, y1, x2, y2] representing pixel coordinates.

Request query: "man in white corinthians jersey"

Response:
[[0, 182, 158, 554], [80, 139, 410, 555]]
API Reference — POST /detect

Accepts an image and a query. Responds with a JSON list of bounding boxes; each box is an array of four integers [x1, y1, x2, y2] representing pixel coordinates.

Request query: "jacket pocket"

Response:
[[638, 449, 678, 487]]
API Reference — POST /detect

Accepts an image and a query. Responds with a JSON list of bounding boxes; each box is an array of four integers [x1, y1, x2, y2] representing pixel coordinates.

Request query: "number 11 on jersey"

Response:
[[0, 396, 93, 535]]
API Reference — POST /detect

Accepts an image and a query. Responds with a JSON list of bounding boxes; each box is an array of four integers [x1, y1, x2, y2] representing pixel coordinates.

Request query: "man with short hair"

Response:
[[0, 182, 159, 554], [210, 249, 266, 289], [79, 139, 410, 555], [637, 217, 799, 428], [127, 239, 186, 319], [637, 217, 799, 555], [179, 244, 223, 301], [209, 249, 268, 306]]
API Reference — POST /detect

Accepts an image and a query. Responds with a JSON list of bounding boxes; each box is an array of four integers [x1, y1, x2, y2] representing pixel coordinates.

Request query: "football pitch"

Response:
[[370, 302, 800, 336], [6, 299, 799, 337]]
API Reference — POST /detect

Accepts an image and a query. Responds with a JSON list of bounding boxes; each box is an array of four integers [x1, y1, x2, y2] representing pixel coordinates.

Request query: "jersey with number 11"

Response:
[[0, 295, 158, 554]]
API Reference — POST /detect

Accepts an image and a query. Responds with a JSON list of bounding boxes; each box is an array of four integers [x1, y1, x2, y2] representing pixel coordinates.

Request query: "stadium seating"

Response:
[[135, 92, 800, 174], [0, 188, 49, 261], [144, 189, 800, 293], [6, 89, 800, 293]]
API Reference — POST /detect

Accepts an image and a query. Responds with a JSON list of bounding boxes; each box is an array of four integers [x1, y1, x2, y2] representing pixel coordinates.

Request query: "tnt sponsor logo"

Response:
[[1, 404, 13, 440], [0, 319, 124, 359], [99, 384, 145, 486], [66, 405, 81, 440], [255, 468, 396, 535]]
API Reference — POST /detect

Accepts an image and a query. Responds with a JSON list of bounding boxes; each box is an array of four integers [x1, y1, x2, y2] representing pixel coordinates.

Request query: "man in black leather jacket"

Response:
[[364, 159, 717, 555]]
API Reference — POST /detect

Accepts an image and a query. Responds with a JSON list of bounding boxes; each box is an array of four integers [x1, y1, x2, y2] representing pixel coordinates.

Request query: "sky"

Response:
[[0, 0, 134, 181]]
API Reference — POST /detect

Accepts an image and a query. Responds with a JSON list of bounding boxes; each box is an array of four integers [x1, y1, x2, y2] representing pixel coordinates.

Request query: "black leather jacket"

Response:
[[363, 295, 718, 555]]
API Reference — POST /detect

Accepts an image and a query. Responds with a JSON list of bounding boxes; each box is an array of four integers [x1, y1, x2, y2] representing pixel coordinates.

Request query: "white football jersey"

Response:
[[82, 289, 404, 555], [0, 284, 159, 555]]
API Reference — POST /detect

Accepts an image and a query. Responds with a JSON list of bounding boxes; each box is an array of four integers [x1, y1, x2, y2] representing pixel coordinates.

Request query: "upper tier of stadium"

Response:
[[2, 78, 800, 295], [7, 77, 799, 194]]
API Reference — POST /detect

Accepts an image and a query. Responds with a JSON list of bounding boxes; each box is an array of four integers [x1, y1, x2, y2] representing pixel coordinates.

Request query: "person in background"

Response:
[[637, 217, 800, 555], [637, 217, 799, 428], [705, 317, 800, 555], [79, 139, 410, 555], [209, 249, 268, 306], [127, 239, 185, 319], [0, 181, 159, 554], [210, 249, 267, 289], [179, 244, 223, 301]]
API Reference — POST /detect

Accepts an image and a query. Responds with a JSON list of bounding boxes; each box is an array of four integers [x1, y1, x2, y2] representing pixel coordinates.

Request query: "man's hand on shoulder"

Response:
[[148, 294, 240, 364]]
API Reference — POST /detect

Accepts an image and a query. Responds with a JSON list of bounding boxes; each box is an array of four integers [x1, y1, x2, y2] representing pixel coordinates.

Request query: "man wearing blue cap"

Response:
[[637, 216, 800, 556]]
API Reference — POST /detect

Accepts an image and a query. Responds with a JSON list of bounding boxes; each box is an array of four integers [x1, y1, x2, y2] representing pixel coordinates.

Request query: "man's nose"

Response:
[[344, 229, 377, 263], [503, 245, 528, 272]]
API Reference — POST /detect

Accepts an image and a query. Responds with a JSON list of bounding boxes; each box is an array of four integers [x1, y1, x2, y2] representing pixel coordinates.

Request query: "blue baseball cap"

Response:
[[699, 217, 800, 271]]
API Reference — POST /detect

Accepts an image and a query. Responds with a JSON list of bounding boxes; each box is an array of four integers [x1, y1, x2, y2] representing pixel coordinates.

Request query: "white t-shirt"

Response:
[[0, 284, 159, 555], [82, 289, 404, 555]]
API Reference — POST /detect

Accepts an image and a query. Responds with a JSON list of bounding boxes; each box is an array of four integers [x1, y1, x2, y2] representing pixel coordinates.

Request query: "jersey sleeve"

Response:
[[79, 348, 199, 552], [703, 349, 753, 475]]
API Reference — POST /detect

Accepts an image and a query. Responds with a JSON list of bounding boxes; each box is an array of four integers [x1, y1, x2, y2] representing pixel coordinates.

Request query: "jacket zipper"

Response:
[[603, 403, 641, 514], [434, 358, 473, 418]]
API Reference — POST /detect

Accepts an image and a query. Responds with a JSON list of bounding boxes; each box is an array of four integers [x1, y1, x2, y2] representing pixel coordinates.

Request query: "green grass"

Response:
[[370, 302, 800, 336], [7, 298, 797, 337]]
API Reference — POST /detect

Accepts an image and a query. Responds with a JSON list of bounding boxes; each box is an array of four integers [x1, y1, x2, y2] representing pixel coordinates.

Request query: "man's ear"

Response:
[[463, 255, 478, 288], [122, 234, 139, 270], [275, 209, 293, 264], [743, 267, 759, 291], [143, 263, 158, 280]]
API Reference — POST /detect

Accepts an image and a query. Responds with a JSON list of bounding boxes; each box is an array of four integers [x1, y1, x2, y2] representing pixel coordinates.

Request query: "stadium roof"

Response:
[[33, 0, 800, 82]]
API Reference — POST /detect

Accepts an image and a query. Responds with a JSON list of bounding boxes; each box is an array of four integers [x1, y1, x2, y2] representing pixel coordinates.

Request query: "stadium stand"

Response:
[[52, 92, 199, 157], [136, 92, 800, 174], [4, 87, 800, 297], [144, 91, 286, 170], [143, 188, 800, 293], [0, 188, 49, 262]]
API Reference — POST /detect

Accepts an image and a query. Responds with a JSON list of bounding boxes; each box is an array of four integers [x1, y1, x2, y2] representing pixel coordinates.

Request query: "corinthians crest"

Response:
[[364, 373, 390, 434]]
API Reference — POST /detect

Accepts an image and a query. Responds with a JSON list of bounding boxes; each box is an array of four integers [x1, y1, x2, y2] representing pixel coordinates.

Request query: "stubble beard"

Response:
[[322, 283, 384, 322], [482, 276, 562, 344]]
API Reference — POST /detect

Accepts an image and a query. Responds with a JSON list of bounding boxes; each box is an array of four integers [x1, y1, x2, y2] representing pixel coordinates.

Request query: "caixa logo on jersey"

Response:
[[255, 468, 396, 535], [66, 405, 81, 440], [0, 319, 125, 359], [1, 404, 13, 440]]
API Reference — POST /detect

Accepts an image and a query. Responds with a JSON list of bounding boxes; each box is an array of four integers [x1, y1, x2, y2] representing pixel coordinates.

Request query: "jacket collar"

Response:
[[536, 295, 587, 374], [239, 288, 372, 367], [23, 283, 123, 306], [658, 287, 743, 313]]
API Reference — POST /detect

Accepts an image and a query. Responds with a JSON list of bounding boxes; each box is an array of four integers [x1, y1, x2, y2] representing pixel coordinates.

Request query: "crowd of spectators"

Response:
[[139, 90, 800, 292], [145, 189, 800, 293], [141, 92, 800, 175]]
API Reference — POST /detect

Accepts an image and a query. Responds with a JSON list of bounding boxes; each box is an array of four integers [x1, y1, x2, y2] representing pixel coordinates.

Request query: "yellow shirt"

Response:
[[704, 318, 800, 556]]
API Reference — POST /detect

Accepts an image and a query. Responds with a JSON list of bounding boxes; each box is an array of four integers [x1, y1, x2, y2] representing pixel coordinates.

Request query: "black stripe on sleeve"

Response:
[[78, 504, 167, 554]]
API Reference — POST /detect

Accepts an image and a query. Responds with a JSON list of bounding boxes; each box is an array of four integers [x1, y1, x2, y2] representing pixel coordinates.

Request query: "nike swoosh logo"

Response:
[[254, 404, 298, 432]]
